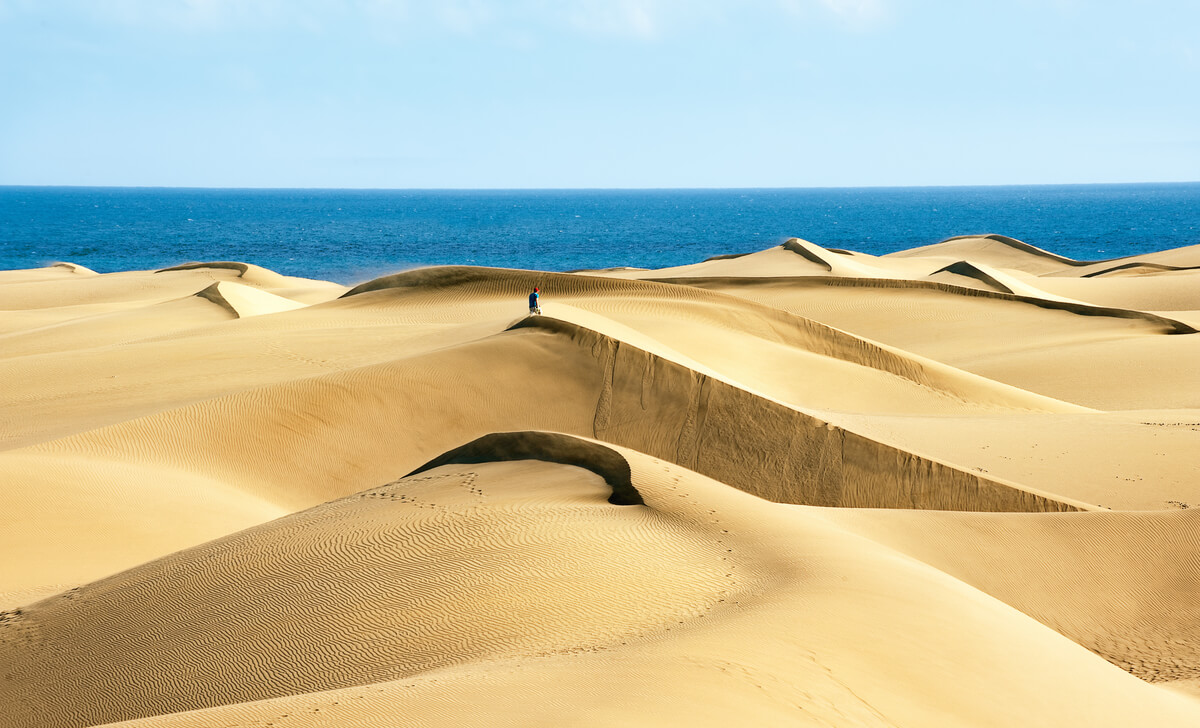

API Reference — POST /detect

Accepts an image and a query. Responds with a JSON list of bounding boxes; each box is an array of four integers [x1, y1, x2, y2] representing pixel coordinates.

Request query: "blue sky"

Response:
[[1, 0, 1197, 188]]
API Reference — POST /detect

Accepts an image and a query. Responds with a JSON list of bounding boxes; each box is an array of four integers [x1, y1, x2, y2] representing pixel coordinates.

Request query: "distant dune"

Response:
[[2, 235, 1199, 726]]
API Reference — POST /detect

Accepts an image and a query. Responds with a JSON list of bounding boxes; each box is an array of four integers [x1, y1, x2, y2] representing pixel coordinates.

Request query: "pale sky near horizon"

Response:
[[1, 0, 1197, 188]]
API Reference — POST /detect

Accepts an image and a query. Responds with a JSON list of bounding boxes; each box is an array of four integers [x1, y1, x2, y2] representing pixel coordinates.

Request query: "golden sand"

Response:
[[1, 236, 1198, 726]]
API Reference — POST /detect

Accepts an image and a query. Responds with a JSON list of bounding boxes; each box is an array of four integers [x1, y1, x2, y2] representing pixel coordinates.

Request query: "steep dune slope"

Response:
[[821, 411, 1200, 511], [2, 435, 1195, 728], [12, 306, 1086, 518], [2, 302, 1090, 599]]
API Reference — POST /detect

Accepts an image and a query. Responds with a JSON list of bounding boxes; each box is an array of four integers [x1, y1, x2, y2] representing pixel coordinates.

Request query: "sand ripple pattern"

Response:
[[0, 460, 744, 728]]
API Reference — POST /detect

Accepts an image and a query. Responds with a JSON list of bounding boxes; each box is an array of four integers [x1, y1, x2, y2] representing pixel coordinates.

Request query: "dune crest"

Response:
[[194, 281, 307, 318], [931, 259, 1085, 302], [407, 431, 645, 505], [888, 233, 1092, 272], [50, 262, 98, 275], [1082, 261, 1200, 278], [781, 237, 909, 279]]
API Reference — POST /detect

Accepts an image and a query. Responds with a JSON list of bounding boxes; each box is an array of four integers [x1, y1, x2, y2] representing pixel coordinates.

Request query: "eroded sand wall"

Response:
[[521, 317, 1082, 513]]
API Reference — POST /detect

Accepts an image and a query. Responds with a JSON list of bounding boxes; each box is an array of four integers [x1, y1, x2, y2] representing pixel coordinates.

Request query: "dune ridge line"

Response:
[[652, 274, 1198, 334], [406, 431, 644, 506]]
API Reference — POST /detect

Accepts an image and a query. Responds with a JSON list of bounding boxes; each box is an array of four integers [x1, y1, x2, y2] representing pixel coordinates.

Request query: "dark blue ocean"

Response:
[[2, 184, 1198, 285]]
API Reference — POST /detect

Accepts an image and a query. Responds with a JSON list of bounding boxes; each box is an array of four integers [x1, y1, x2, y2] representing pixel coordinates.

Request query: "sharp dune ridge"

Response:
[[2, 237, 1199, 727], [892, 233, 1096, 267], [782, 237, 836, 271], [1081, 261, 1200, 278], [337, 263, 1130, 409], [193, 281, 308, 318], [655, 272, 1198, 333], [50, 262, 98, 275], [407, 431, 645, 506]]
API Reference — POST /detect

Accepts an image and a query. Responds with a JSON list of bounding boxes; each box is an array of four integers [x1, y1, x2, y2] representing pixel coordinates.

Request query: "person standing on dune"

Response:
[[528, 287, 541, 315]]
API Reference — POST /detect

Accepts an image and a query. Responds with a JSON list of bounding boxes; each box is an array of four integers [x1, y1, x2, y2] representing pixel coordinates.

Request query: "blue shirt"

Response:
[[529, 291, 539, 307]]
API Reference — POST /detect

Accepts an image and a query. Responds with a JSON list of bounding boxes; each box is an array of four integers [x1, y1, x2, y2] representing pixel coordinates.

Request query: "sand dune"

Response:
[[194, 280, 308, 318], [1016, 270, 1200, 312], [0, 262, 340, 311], [2, 268, 1092, 585], [4, 435, 1198, 728], [2, 238, 1198, 726], [592, 237, 946, 282], [1051, 242, 1200, 276], [0, 301, 1085, 595], [929, 259, 1087, 302], [670, 275, 1199, 407], [348, 265, 1096, 415], [1081, 261, 1200, 278], [885, 233, 1092, 273], [883, 235, 1200, 311], [0, 262, 96, 284], [821, 505, 1200, 684], [605, 234, 1200, 314]]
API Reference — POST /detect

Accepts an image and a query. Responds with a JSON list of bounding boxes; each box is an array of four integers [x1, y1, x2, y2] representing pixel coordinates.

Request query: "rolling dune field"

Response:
[[2, 235, 1198, 726]]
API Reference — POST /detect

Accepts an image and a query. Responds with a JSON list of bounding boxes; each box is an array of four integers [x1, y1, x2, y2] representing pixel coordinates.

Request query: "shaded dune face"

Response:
[[507, 317, 1086, 512], [407, 430, 645, 505], [17, 310, 1085, 516], [0, 445, 754, 728]]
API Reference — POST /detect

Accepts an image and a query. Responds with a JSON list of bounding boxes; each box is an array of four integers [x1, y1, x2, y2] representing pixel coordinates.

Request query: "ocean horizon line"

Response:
[[5, 183, 1196, 285], [3, 180, 1199, 193]]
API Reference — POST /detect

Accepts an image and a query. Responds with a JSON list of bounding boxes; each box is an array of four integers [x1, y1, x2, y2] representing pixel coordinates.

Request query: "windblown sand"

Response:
[[2, 236, 1199, 727]]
